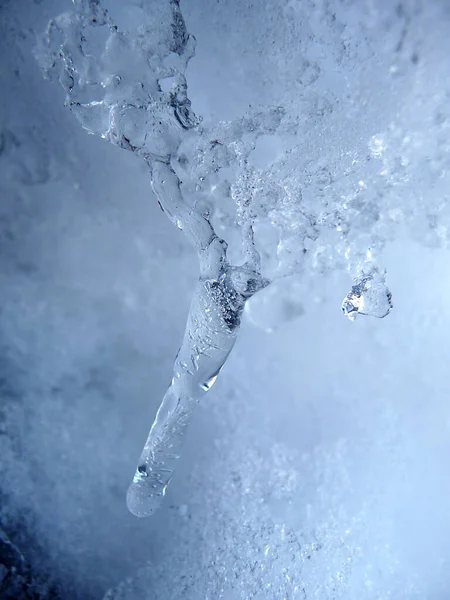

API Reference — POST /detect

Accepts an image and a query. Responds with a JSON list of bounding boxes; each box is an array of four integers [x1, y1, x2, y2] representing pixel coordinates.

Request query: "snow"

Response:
[[1, 0, 450, 598]]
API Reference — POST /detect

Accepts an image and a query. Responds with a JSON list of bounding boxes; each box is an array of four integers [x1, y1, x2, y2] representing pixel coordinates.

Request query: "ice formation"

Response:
[[34, 0, 450, 520], [0, 0, 448, 597], [35, 0, 270, 517]]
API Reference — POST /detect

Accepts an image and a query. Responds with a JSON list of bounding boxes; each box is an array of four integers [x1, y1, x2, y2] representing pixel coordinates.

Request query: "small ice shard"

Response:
[[342, 271, 393, 321]]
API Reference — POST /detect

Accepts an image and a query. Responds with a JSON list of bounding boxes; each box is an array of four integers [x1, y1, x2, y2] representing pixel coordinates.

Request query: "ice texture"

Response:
[[32, 0, 431, 516], [342, 268, 393, 321], [2, 0, 450, 598]]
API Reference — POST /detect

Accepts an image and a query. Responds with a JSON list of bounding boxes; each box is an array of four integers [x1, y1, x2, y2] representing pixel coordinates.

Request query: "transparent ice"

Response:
[[33, 0, 430, 518], [1, 0, 450, 597]]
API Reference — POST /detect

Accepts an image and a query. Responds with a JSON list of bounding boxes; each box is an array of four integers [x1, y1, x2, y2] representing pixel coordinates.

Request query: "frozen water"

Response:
[[33, 0, 412, 514], [2, 0, 450, 598], [342, 269, 393, 321], [126, 266, 256, 517]]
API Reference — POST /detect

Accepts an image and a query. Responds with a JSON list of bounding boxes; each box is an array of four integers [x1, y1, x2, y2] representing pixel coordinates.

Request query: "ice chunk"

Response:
[[342, 270, 393, 321]]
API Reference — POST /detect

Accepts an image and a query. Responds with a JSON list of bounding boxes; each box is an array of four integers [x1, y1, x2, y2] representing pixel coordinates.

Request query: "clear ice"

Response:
[[342, 269, 393, 321], [0, 0, 439, 596], [35, 0, 271, 516], [34, 0, 444, 519]]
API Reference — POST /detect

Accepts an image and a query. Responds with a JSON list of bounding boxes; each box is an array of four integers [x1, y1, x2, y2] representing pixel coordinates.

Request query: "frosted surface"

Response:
[[1, 0, 450, 598]]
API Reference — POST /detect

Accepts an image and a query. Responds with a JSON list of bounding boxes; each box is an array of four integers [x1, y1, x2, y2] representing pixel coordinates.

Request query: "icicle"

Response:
[[35, 0, 397, 518]]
